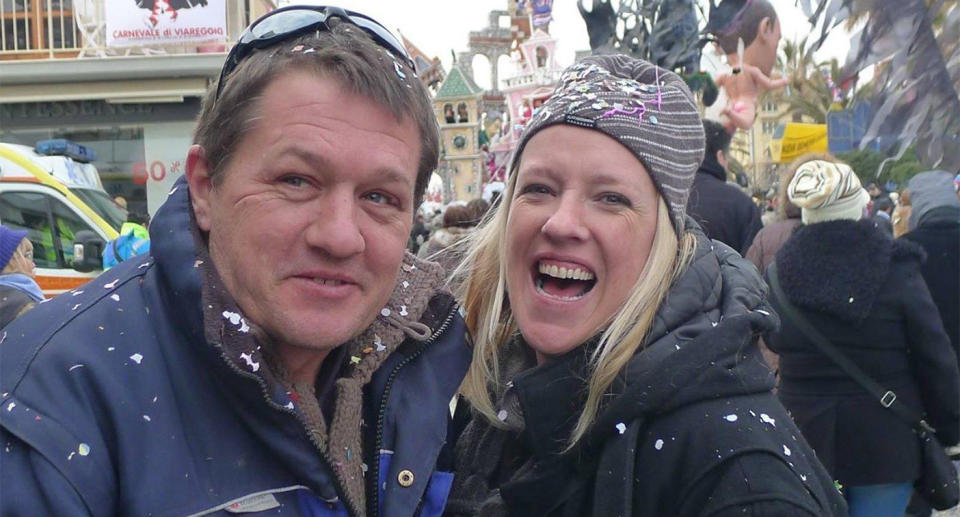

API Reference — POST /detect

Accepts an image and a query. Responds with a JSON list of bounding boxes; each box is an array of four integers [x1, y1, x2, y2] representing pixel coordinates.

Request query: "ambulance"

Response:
[[0, 141, 121, 297]]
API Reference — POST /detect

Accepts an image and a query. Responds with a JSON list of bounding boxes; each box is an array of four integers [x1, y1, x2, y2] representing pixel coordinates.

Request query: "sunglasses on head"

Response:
[[214, 5, 416, 102]]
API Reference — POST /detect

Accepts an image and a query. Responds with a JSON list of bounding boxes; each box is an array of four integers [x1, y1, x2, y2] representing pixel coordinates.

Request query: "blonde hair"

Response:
[[2, 238, 33, 277], [456, 171, 697, 448]]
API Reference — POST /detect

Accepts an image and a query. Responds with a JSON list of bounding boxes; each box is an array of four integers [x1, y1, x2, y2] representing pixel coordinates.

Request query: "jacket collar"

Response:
[[774, 219, 923, 323], [917, 205, 960, 228]]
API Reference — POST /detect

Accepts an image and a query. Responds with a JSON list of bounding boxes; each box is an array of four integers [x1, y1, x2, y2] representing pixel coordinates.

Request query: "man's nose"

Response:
[[305, 191, 365, 259]]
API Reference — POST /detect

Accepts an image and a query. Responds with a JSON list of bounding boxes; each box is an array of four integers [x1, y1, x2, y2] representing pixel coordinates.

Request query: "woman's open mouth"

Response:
[[533, 261, 597, 301]]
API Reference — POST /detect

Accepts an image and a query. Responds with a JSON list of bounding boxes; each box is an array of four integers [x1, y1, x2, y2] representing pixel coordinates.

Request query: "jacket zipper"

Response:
[[368, 303, 458, 517], [211, 343, 359, 516]]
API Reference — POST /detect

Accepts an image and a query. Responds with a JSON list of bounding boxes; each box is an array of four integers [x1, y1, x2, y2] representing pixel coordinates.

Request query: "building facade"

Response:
[[0, 0, 276, 217], [433, 64, 484, 203]]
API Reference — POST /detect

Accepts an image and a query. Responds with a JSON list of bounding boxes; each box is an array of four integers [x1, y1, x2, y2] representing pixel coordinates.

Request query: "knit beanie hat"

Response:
[[0, 225, 28, 273], [512, 54, 706, 235], [788, 159, 870, 224], [907, 170, 960, 230]]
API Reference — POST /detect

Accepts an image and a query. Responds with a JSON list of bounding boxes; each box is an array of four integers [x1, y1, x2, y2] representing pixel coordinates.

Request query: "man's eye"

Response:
[[364, 192, 392, 205], [281, 176, 306, 187]]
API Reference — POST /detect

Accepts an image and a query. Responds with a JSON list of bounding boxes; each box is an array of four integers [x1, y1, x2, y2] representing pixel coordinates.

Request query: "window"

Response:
[[762, 121, 778, 135], [763, 102, 778, 112], [457, 102, 469, 123], [0, 190, 95, 268], [1, 0, 80, 55], [0, 191, 58, 268], [443, 104, 455, 123], [535, 46, 548, 68]]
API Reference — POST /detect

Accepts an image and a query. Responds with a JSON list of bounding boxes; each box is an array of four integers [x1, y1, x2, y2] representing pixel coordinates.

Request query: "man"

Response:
[[0, 6, 469, 516], [901, 170, 960, 355], [687, 119, 763, 253], [871, 195, 894, 236]]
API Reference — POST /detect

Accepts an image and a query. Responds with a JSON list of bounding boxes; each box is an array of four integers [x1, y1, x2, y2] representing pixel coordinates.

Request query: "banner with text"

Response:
[[106, 0, 226, 47]]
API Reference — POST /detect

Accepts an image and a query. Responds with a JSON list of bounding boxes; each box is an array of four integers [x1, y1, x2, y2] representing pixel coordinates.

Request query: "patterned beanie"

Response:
[[0, 225, 28, 273], [512, 54, 706, 235], [788, 159, 870, 224]]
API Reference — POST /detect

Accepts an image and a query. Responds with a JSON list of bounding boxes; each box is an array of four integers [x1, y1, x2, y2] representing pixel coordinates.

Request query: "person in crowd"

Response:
[[408, 211, 431, 254], [445, 55, 845, 516], [418, 204, 475, 273], [745, 154, 812, 275], [893, 186, 913, 237], [102, 211, 151, 269], [0, 226, 43, 329], [901, 170, 960, 354], [465, 197, 490, 226], [871, 196, 894, 236], [765, 158, 959, 517], [687, 119, 763, 254], [0, 6, 470, 515]]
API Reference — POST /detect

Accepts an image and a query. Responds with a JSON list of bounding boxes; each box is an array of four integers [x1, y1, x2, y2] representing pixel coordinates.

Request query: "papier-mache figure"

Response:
[[705, 0, 787, 133]]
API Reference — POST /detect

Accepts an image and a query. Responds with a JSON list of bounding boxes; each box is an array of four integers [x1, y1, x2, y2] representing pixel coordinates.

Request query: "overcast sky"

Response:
[[284, 0, 856, 89]]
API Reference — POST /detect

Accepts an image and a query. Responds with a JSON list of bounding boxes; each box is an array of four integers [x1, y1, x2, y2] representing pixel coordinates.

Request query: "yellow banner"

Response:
[[769, 123, 828, 163]]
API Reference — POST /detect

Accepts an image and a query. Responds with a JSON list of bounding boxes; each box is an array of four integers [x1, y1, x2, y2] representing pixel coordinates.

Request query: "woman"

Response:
[[745, 153, 820, 275], [0, 225, 43, 329], [418, 204, 476, 279], [765, 158, 960, 516], [445, 55, 845, 516]]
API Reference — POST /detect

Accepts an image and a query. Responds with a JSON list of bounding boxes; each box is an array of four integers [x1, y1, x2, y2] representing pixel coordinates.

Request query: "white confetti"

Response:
[[104, 279, 119, 289], [760, 414, 776, 427], [71, 290, 84, 296], [6, 402, 15, 412], [724, 414, 738, 422], [497, 409, 508, 421], [130, 353, 144, 364], [655, 439, 664, 450], [615, 422, 627, 434], [0, 332, 5, 344], [222, 311, 250, 333], [848, 297, 854, 303], [239, 352, 260, 372], [376, 343, 387, 353], [380, 308, 391, 317], [138, 262, 150, 269], [402, 281, 409, 289], [399, 305, 408, 317], [69, 364, 85, 371], [107, 347, 115, 352], [152, 396, 158, 403], [756, 309, 770, 316], [193, 260, 204, 268], [168, 185, 179, 196], [143, 415, 151, 422], [800, 474, 807, 481], [110, 294, 120, 302], [783, 445, 791, 456], [711, 321, 718, 327], [67, 451, 76, 461], [361, 463, 369, 473], [72, 304, 81, 311], [78, 443, 90, 456], [284, 401, 295, 410]]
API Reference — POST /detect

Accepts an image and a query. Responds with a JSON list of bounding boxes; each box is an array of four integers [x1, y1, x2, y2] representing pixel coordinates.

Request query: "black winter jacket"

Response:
[[902, 206, 960, 354], [687, 163, 763, 254], [766, 219, 960, 487], [447, 230, 846, 516]]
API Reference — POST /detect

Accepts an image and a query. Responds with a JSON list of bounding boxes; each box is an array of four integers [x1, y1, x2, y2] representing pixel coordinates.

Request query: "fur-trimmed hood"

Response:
[[775, 219, 925, 323]]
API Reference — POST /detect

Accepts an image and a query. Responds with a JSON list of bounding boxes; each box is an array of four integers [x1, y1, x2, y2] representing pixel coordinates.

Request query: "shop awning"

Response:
[[767, 123, 829, 163]]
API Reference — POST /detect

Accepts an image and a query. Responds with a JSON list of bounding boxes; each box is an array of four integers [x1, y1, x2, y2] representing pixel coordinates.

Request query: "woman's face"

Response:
[[506, 125, 659, 362], [11, 239, 35, 278]]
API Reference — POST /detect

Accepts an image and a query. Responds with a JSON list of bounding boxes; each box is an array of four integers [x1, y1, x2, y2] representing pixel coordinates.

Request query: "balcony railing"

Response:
[[1, 0, 274, 60]]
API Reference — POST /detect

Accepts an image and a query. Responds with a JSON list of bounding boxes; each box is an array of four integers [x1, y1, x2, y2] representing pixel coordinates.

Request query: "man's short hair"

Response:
[[874, 196, 893, 213], [703, 119, 732, 157], [193, 20, 440, 207], [714, 0, 778, 55]]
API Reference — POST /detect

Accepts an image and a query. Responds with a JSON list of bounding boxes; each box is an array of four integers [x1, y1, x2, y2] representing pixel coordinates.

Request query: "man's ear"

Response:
[[185, 144, 214, 231], [759, 16, 775, 42], [716, 149, 728, 169]]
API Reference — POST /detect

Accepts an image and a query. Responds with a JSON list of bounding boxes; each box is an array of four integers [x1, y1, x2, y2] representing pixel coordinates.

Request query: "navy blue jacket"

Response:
[[0, 177, 471, 516]]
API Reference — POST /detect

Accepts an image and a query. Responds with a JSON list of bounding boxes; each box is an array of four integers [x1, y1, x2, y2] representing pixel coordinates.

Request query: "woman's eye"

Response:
[[520, 184, 551, 196], [600, 193, 631, 206]]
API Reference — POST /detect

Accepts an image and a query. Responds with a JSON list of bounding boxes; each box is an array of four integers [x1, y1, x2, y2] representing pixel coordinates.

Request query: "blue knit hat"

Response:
[[0, 225, 29, 272]]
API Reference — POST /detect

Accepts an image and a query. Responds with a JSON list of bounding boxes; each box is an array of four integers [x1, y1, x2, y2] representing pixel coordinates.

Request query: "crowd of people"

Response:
[[0, 4, 958, 517]]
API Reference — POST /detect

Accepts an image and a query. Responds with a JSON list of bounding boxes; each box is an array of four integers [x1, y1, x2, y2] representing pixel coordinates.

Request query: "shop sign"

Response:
[[0, 100, 201, 129], [106, 0, 227, 47]]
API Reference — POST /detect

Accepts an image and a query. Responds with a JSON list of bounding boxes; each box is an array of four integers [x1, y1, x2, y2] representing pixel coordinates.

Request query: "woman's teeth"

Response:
[[537, 262, 595, 281]]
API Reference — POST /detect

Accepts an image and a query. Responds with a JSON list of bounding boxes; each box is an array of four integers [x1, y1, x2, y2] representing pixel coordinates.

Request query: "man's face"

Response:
[[188, 71, 420, 359]]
